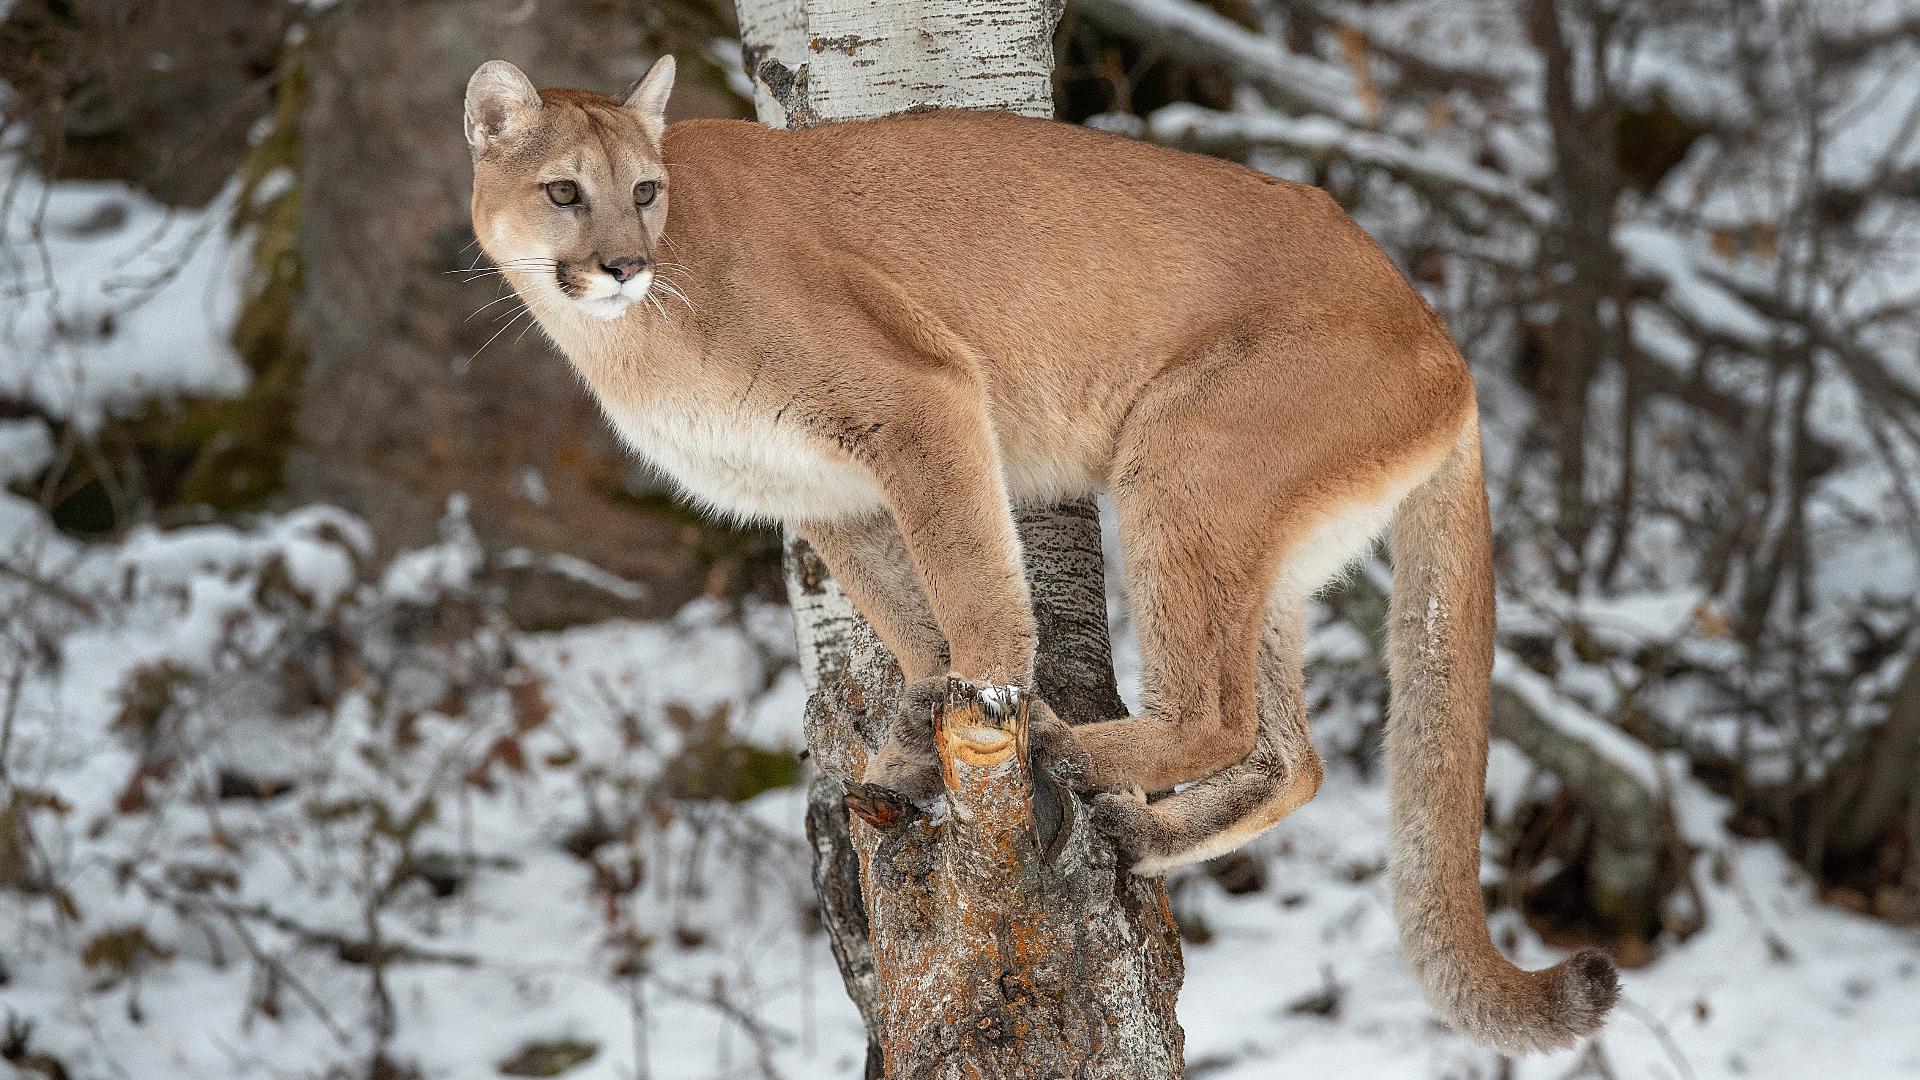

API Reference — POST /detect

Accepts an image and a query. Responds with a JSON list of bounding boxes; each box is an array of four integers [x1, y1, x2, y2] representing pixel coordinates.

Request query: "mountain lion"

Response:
[[462, 55, 1617, 1053]]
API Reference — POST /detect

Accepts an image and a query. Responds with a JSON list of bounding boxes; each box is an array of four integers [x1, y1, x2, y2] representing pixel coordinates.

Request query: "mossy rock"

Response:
[[166, 50, 308, 515]]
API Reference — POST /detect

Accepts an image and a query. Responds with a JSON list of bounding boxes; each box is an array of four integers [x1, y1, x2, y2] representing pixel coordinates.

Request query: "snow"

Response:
[[0, 171, 251, 430], [8, 490, 1914, 1078], [1148, 103, 1551, 222], [1616, 222, 1775, 346], [1079, 0, 1365, 123], [1176, 777, 1920, 1080], [0, 417, 53, 483], [381, 494, 486, 604], [1499, 587, 1707, 654], [0, 556, 1906, 1061], [0, 503, 850, 1080], [1495, 648, 1666, 792]]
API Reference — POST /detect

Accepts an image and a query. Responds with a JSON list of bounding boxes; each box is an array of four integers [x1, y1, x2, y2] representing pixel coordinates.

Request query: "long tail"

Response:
[[1384, 414, 1619, 1055]]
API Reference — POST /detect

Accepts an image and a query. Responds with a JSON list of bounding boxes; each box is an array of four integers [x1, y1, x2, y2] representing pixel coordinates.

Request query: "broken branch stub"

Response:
[[934, 681, 1039, 891]]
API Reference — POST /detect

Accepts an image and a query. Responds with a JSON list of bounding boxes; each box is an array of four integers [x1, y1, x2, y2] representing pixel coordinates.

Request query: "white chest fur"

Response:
[[602, 398, 887, 524]]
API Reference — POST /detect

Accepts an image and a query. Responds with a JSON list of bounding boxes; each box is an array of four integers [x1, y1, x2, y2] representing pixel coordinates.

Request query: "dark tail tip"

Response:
[[1547, 948, 1621, 1043], [1566, 949, 1622, 1012], [1425, 945, 1622, 1055]]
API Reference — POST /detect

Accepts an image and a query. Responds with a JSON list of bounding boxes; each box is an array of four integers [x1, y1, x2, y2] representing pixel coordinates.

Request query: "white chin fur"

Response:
[[575, 271, 653, 321], [579, 296, 631, 321]]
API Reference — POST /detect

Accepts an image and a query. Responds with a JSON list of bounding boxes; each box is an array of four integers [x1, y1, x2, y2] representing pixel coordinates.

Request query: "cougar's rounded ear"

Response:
[[465, 60, 542, 153], [621, 55, 676, 148]]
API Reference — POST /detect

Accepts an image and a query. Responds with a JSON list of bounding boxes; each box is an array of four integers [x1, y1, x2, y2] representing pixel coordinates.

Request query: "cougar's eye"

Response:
[[633, 180, 660, 208], [546, 180, 580, 207]]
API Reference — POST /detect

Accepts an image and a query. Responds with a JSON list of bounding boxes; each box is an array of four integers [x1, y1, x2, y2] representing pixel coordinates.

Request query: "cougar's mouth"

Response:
[[555, 261, 653, 321]]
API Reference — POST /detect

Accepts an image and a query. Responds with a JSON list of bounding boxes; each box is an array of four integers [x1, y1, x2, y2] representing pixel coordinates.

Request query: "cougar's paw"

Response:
[[893, 676, 950, 746], [1027, 701, 1092, 789], [1089, 786, 1155, 867], [861, 739, 945, 804], [843, 781, 916, 830]]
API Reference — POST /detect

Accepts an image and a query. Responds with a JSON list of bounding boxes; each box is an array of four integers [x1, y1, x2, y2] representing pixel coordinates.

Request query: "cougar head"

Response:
[[464, 57, 675, 320]]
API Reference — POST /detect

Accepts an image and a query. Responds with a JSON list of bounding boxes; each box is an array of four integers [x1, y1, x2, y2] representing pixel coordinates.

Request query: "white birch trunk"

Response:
[[733, 3, 1186, 1076]]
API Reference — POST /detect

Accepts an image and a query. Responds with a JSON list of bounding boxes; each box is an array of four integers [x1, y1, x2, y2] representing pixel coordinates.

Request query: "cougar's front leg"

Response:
[[850, 396, 1037, 691], [793, 514, 952, 802], [825, 383, 1083, 800]]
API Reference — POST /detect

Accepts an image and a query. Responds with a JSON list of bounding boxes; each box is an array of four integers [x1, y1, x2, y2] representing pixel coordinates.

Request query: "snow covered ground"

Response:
[[0, 169, 250, 431], [2, 487, 1916, 1079], [1174, 771, 1920, 1080]]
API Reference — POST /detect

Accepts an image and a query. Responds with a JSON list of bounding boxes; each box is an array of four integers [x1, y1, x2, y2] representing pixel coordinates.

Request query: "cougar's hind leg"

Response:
[[1092, 594, 1324, 874], [1065, 354, 1316, 795], [1065, 472, 1272, 794]]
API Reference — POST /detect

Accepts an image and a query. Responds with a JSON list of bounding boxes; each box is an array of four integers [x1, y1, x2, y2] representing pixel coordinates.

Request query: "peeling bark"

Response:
[[742, 3, 1185, 1074], [801, 0, 1061, 122]]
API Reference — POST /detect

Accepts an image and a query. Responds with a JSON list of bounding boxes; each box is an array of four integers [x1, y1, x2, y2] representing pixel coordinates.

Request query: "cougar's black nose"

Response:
[[602, 258, 647, 283]]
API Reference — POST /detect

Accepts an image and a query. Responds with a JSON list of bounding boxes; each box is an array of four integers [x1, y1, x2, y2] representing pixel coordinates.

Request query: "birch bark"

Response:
[[730, 4, 1186, 1076]]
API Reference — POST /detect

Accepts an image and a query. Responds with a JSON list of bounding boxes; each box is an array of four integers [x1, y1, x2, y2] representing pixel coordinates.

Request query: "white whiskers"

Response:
[[463, 289, 526, 323], [652, 261, 696, 314], [459, 285, 564, 372], [444, 258, 558, 282], [651, 279, 694, 314]]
